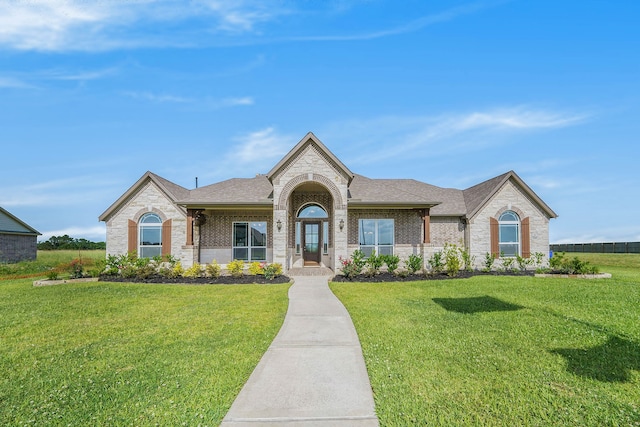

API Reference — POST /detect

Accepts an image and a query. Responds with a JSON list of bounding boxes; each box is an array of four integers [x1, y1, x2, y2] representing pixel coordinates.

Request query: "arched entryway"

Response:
[[297, 203, 329, 266], [289, 182, 333, 268]]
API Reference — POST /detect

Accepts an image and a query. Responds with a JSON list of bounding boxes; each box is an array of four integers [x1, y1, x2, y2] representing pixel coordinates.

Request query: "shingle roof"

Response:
[[348, 174, 465, 214], [0, 206, 41, 235], [177, 175, 273, 207], [463, 170, 558, 219], [98, 171, 190, 221]]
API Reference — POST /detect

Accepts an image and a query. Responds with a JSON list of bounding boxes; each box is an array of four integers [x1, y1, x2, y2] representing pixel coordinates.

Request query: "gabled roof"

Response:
[[99, 171, 190, 221], [267, 132, 354, 184], [176, 175, 273, 208], [0, 206, 41, 235], [463, 170, 558, 219]]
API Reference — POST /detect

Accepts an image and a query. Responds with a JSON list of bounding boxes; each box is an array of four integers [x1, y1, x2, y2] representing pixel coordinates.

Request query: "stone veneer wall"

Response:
[[104, 182, 187, 262], [469, 180, 551, 268], [270, 142, 350, 271], [0, 233, 37, 263]]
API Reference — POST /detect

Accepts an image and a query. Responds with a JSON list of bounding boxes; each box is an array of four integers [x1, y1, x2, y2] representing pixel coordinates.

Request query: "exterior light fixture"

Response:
[[339, 219, 345, 230], [277, 219, 282, 231]]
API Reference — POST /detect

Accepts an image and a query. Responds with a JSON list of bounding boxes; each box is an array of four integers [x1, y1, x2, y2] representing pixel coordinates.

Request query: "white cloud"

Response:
[[0, 75, 36, 89], [232, 127, 293, 164], [124, 91, 193, 104], [291, 0, 506, 42], [123, 91, 254, 107], [325, 106, 588, 166], [0, 0, 289, 52]]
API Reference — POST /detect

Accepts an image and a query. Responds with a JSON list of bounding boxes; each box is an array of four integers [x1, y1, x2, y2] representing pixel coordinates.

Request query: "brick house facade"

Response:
[[99, 133, 557, 273], [0, 207, 41, 263]]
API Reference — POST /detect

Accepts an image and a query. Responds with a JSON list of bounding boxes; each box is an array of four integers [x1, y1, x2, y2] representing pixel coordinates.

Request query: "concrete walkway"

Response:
[[221, 274, 379, 426]]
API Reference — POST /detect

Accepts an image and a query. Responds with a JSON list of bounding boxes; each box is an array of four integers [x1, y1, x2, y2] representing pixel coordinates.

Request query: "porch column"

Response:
[[333, 207, 348, 272], [423, 208, 431, 244], [273, 209, 288, 268], [186, 209, 194, 245]]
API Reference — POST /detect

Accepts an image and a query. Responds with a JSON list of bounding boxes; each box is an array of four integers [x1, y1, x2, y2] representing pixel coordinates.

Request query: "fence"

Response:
[[550, 242, 640, 254]]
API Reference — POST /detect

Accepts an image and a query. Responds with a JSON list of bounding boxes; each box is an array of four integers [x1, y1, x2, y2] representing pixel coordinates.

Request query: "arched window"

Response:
[[139, 213, 162, 258], [297, 204, 328, 218], [499, 211, 520, 257]]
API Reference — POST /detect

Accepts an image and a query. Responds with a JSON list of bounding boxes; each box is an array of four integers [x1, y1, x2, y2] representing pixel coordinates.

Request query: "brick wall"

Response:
[[0, 233, 37, 263]]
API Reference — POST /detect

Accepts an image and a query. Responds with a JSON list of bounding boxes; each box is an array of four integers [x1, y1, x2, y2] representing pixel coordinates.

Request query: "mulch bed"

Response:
[[99, 274, 292, 285], [331, 270, 536, 283]]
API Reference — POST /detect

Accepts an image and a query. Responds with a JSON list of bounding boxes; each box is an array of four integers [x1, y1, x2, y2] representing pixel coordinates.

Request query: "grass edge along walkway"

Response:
[[331, 254, 640, 426], [0, 278, 291, 426]]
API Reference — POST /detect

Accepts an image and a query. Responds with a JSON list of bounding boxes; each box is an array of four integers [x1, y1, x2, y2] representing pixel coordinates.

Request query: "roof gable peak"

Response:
[[266, 132, 354, 184]]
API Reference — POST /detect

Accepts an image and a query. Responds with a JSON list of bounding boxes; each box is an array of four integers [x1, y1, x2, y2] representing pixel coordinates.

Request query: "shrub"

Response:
[[532, 252, 546, 270], [228, 260, 245, 278], [121, 264, 138, 278], [482, 252, 495, 273], [263, 263, 282, 280], [339, 257, 362, 279], [381, 254, 400, 274], [443, 244, 461, 277], [87, 258, 107, 278], [549, 252, 599, 274], [184, 262, 203, 278], [427, 251, 444, 274], [206, 260, 221, 279], [351, 249, 367, 272], [69, 258, 84, 279], [516, 255, 531, 272], [405, 254, 423, 274], [501, 255, 516, 272], [135, 263, 156, 279], [248, 261, 264, 276], [365, 251, 383, 276], [46, 268, 59, 280], [170, 261, 184, 278], [460, 246, 475, 272]]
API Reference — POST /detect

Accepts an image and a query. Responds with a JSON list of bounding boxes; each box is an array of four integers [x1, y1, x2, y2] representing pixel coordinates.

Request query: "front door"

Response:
[[303, 222, 321, 265]]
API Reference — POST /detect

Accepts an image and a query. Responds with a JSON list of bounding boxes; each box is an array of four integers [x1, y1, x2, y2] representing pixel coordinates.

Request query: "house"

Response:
[[99, 132, 557, 273], [0, 206, 41, 263]]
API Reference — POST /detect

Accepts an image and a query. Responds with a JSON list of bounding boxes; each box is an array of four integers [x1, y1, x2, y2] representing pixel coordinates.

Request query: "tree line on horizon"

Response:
[[37, 235, 106, 250]]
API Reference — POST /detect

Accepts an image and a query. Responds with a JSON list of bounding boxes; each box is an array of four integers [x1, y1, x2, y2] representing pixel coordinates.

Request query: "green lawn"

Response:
[[0, 277, 290, 426], [331, 253, 640, 426]]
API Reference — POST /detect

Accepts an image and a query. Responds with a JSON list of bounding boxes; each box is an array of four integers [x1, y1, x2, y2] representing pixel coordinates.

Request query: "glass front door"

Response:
[[303, 222, 321, 264]]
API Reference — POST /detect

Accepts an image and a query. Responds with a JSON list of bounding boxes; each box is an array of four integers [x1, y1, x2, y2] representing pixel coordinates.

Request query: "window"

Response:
[[139, 213, 162, 258], [233, 222, 267, 261], [499, 211, 520, 257], [359, 219, 394, 257], [298, 204, 328, 218]]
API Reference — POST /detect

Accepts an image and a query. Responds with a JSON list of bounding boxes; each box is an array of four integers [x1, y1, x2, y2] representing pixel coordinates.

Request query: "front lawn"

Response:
[[0, 278, 290, 426], [331, 254, 640, 426]]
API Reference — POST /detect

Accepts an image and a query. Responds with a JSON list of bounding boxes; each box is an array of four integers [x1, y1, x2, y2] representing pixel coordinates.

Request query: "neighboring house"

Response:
[[99, 132, 557, 273], [0, 207, 41, 263]]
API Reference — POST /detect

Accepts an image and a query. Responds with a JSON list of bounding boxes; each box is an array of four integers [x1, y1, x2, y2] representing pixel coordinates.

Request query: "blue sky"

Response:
[[1, 0, 638, 244]]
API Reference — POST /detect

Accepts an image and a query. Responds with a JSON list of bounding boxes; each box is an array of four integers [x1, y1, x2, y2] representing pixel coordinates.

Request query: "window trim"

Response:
[[232, 221, 267, 261], [358, 218, 394, 256], [498, 211, 520, 257], [139, 213, 162, 258]]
